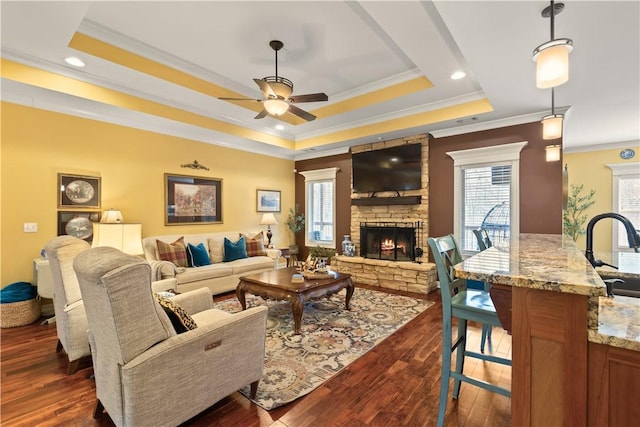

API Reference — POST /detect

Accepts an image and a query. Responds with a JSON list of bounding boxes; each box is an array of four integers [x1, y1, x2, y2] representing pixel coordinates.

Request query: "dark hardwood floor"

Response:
[[1, 285, 511, 426]]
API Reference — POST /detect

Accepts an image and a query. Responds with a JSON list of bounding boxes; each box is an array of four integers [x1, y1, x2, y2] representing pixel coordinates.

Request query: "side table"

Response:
[[278, 247, 298, 268]]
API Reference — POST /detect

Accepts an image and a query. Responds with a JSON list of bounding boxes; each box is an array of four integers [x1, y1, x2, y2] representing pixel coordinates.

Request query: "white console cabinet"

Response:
[[33, 258, 55, 322]]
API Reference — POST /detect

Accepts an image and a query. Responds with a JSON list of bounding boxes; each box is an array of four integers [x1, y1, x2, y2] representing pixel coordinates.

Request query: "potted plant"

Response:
[[285, 204, 305, 255], [563, 184, 596, 242], [309, 245, 336, 268]]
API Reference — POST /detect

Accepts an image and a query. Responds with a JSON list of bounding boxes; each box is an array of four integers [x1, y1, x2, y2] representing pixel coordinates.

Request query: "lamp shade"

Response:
[[534, 39, 573, 88], [92, 223, 143, 255], [263, 99, 289, 116], [545, 145, 562, 162], [260, 213, 278, 226], [542, 114, 564, 140], [100, 209, 123, 224]]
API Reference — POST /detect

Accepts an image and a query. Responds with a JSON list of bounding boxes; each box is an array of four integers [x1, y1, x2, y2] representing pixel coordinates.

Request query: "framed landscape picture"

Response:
[[257, 189, 281, 212], [58, 173, 101, 209], [165, 173, 222, 225], [57, 211, 101, 242]]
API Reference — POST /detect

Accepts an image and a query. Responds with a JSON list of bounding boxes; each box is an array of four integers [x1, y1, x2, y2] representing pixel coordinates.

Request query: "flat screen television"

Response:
[[352, 143, 422, 193]]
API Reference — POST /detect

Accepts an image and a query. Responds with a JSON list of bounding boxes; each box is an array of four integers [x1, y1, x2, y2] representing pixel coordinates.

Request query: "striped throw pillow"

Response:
[[241, 232, 267, 257], [156, 237, 188, 267]]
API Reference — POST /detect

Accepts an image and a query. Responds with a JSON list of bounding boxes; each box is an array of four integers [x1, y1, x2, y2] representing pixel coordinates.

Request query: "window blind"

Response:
[[461, 165, 512, 251]]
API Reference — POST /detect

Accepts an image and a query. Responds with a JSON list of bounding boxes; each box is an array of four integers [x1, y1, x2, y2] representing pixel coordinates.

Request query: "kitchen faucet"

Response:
[[585, 212, 640, 268]]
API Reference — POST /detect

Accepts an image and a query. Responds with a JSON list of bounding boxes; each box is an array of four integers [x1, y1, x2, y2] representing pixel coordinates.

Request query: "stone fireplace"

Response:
[[332, 134, 437, 294], [360, 222, 419, 262]]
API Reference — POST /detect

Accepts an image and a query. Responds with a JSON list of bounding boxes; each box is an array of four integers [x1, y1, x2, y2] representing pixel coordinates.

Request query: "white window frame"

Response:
[[300, 167, 338, 248], [447, 141, 527, 256], [606, 162, 640, 251]]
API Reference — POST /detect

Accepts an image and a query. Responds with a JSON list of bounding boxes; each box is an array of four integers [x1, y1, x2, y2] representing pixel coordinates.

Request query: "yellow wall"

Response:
[[1, 102, 295, 285], [564, 145, 640, 252]]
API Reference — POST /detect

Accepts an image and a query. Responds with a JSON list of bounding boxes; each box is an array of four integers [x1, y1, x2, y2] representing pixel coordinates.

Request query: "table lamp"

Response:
[[100, 209, 124, 223], [260, 213, 278, 248], [92, 223, 144, 255]]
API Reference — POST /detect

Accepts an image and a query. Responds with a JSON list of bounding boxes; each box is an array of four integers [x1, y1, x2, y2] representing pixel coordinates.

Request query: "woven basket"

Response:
[[1, 297, 41, 328]]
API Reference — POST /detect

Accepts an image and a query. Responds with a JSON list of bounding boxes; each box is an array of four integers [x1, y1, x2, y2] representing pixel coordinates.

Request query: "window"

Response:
[[447, 142, 527, 255], [607, 163, 640, 251], [300, 168, 338, 248]]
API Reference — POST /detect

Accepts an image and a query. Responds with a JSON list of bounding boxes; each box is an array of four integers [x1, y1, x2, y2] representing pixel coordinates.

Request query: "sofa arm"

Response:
[[170, 287, 213, 314], [148, 260, 178, 280], [266, 248, 281, 259]]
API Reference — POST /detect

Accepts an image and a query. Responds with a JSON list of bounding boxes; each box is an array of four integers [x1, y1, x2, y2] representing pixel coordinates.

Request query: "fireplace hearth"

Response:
[[360, 222, 418, 262]]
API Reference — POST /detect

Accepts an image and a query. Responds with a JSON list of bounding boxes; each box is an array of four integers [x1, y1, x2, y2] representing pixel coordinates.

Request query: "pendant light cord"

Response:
[[550, 0, 555, 40]]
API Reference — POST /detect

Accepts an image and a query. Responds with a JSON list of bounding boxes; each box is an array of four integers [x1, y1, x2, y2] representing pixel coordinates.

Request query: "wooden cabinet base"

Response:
[[588, 342, 640, 426], [511, 287, 588, 426]]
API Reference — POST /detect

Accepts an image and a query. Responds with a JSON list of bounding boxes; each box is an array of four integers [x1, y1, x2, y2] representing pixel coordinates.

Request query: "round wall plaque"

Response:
[[620, 148, 635, 159]]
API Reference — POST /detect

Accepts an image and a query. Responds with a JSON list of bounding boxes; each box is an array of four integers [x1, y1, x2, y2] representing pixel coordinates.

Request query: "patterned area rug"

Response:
[[212, 287, 434, 410]]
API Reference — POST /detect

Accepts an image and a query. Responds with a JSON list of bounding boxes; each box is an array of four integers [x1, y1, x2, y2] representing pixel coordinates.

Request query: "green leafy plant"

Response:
[[285, 204, 305, 238], [563, 184, 596, 242], [309, 246, 336, 258]]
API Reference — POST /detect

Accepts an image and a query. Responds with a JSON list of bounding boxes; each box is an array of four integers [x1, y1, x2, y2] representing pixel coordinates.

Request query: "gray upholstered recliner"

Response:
[[44, 236, 92, 374], [73, 246, 268, 427]]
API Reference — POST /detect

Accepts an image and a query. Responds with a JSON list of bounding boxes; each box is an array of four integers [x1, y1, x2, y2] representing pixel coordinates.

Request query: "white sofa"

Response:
[[143, 231, 280, 295]]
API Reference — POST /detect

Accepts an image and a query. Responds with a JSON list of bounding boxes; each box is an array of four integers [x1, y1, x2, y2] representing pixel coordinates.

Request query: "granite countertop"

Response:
[[589, 296, 640, 352], [454, 233, 639, 351], [454, 233, 606, 297]]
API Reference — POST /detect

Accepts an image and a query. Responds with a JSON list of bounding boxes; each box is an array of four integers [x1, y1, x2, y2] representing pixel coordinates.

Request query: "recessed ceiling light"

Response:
[[275, 124, 285, 130], [450, 71, 466, 80], [64, 57, 85, 67]]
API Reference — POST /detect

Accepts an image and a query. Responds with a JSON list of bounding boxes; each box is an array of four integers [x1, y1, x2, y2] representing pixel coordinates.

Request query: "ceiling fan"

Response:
[[219, 40, 328, 122]]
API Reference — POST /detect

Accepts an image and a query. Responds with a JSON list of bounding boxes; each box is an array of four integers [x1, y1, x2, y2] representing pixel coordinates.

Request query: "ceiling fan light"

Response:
[[264, 99, 289, 116], [542, 113, 564, 140], [271, 81, 293, 99], [533, 39, 573, 88]]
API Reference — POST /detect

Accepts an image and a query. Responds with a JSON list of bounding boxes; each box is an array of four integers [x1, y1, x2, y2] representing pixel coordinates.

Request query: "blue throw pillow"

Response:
[[223, 237, 248, 262], [187, 242, 211, 267]]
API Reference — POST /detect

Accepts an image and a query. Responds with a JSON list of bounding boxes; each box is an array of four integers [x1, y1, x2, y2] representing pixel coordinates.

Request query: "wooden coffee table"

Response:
[[236, 267, 354, 334]]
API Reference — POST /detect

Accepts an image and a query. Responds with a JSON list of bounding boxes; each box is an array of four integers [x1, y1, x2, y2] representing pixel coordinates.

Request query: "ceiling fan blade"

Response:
[[253, 78, 275, 97], [254, 109, 269, 119], [288, 104, 316, 121], [218, 97, 262, 102], [288, 92, 328, 103]]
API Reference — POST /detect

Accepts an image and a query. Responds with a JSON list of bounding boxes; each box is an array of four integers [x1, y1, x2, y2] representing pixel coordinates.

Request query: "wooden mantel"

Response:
[[351, 196, 421, 206]]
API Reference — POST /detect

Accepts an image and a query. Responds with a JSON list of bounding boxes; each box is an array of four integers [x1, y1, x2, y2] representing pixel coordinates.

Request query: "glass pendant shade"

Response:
[[264, 99, 289, 116], [534, 39, 572, 88], [545, 145, 561, 162], [542, 114, 564, 140]]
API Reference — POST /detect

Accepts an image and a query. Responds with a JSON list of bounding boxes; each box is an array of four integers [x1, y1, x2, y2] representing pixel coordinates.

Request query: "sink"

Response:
[[598, 274, 640, 298]]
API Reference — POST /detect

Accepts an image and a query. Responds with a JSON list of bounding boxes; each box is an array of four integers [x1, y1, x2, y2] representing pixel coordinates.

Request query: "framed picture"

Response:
[[256, 189, 281, 212], [58, 173, 101, 209], [165, 173, 222, 225], [58, 211, 101, 242]]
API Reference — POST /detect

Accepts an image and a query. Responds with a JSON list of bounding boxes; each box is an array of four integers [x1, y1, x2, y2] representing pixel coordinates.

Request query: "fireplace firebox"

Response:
[[360, 222, 418, 261]]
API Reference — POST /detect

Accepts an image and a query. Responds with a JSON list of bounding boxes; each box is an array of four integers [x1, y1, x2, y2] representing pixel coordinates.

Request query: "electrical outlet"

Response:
[[24, 223, 38, 233]]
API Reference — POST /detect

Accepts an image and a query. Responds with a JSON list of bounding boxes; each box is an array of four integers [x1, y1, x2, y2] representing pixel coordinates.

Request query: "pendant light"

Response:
[[533, 1, 573, 88], [542, 87, 564, 140]]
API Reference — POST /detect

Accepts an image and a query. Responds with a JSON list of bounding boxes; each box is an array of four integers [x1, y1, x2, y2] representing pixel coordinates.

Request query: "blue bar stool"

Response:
[[428, 234, 511, 427]]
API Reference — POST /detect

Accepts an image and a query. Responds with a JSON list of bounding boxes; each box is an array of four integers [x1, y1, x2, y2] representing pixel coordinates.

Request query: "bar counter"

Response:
[[453, 233, 640, 425]]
